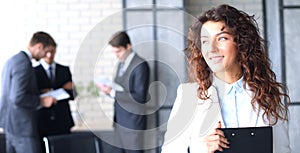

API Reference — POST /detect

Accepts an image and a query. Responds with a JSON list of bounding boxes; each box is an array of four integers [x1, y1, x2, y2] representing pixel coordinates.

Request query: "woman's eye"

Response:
[[201, 41, 208, 45], [218, 37, 227, 41]]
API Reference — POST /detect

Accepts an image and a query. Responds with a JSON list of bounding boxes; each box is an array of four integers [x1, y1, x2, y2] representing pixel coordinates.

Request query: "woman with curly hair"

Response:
[[161, 4, 291, 153]]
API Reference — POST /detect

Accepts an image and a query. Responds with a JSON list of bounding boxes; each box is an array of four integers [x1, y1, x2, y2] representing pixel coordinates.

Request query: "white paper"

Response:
[[95, 76, 113, 87], [40, 88, 70, 100], [95, 77, 124, 91]]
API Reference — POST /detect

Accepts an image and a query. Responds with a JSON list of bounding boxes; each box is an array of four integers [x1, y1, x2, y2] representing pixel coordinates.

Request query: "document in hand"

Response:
[[40, 88, 70, 101], [94, 76, 112, 87], [94, 77, 124, 92], [215, 126, 272, 153]]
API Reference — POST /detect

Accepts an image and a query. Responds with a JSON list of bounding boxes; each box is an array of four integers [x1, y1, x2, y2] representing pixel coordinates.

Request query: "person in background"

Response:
[[34, 40, 76, 152], [161, 4, 290, 153], [0, 31, 57, 153], [96, 31, 150, 153]]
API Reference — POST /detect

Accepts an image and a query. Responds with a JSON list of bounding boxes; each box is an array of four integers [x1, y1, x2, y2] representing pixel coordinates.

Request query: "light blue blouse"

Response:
[[213, 75, 250, 127]]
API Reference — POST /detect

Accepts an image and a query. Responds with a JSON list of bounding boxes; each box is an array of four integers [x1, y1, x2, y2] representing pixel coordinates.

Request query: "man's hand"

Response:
[[40, 96, 57, 108], [41, 88, 52, 94], [95, 83, 112, 95], [63, 81, 73, 90]]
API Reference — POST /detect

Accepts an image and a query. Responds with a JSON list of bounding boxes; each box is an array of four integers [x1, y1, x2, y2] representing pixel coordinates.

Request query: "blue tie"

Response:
[[49, 66, 54, 83], [118, 62, 125, 77]]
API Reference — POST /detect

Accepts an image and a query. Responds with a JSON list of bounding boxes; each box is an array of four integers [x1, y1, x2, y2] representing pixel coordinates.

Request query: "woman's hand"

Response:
[[203, 122, 230, 153]]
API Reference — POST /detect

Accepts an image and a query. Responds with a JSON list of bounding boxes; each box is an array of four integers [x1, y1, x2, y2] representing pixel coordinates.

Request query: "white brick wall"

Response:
[[0, 0, 122, 131]]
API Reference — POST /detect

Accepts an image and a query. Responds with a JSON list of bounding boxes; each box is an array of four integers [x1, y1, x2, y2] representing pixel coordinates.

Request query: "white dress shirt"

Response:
[[40, 59, 56, 80], [22, 49, 32, 60]]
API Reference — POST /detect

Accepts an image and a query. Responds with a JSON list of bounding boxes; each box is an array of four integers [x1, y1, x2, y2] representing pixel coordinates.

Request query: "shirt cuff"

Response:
[[110, 89, 116, 98]]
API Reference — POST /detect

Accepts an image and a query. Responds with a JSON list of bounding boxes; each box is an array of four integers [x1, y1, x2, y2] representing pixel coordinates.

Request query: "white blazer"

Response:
[[161, 83, 291, 153]]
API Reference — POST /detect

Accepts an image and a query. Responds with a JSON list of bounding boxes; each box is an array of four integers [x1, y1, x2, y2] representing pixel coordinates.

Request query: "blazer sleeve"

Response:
[[62, 67, 76, 100], [10, 60, 39, 108], [161, 84, 191, 153], [115, 62, 150, 104]]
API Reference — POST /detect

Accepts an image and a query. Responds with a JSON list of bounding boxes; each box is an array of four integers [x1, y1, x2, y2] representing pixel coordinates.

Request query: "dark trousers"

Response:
[[5, 132, 41, 153]]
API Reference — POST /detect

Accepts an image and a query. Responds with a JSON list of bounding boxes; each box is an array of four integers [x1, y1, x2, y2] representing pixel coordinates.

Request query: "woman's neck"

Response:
[[215, 70, 243, 84]]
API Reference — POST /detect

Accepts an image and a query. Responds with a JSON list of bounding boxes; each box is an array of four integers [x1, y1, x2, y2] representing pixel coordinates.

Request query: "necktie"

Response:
[[49, 66, 54, 83], [49, 66, 55, 120], [118, 62, 125, 77]]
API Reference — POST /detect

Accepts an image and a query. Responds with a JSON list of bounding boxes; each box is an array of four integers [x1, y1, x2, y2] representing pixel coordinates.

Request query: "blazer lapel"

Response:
[[198, 86, 224, 137]]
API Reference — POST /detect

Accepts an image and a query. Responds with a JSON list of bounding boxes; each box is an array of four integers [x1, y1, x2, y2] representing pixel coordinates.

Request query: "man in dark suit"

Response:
[[0, 31, 57, 153], [34, 42, 76, 136], [96, 31, 150, 153]]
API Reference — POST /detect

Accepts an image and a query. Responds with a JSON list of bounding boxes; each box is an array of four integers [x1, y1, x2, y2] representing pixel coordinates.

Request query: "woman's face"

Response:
[[200, 21, 240, 77]]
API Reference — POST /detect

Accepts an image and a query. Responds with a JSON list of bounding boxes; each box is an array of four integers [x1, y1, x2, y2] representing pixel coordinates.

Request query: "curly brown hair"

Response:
[[185, 4, 289, 124]]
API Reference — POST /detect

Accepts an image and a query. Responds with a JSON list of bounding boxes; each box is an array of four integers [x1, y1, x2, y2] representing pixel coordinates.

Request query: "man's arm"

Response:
[[10, 63, 40, 108], [10, 61, 56, 109], [61, 66, 77, 100], [115, 62, 150, 103]]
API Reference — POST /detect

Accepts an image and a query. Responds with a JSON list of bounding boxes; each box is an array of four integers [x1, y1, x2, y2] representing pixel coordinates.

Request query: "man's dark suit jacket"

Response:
[[114, 53, 150, 130], [34, 63, 75, 137], [0, 51, 40, 137]]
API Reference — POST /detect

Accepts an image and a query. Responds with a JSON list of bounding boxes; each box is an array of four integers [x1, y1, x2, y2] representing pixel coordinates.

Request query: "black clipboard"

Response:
[[215, 126, 273, 153]]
